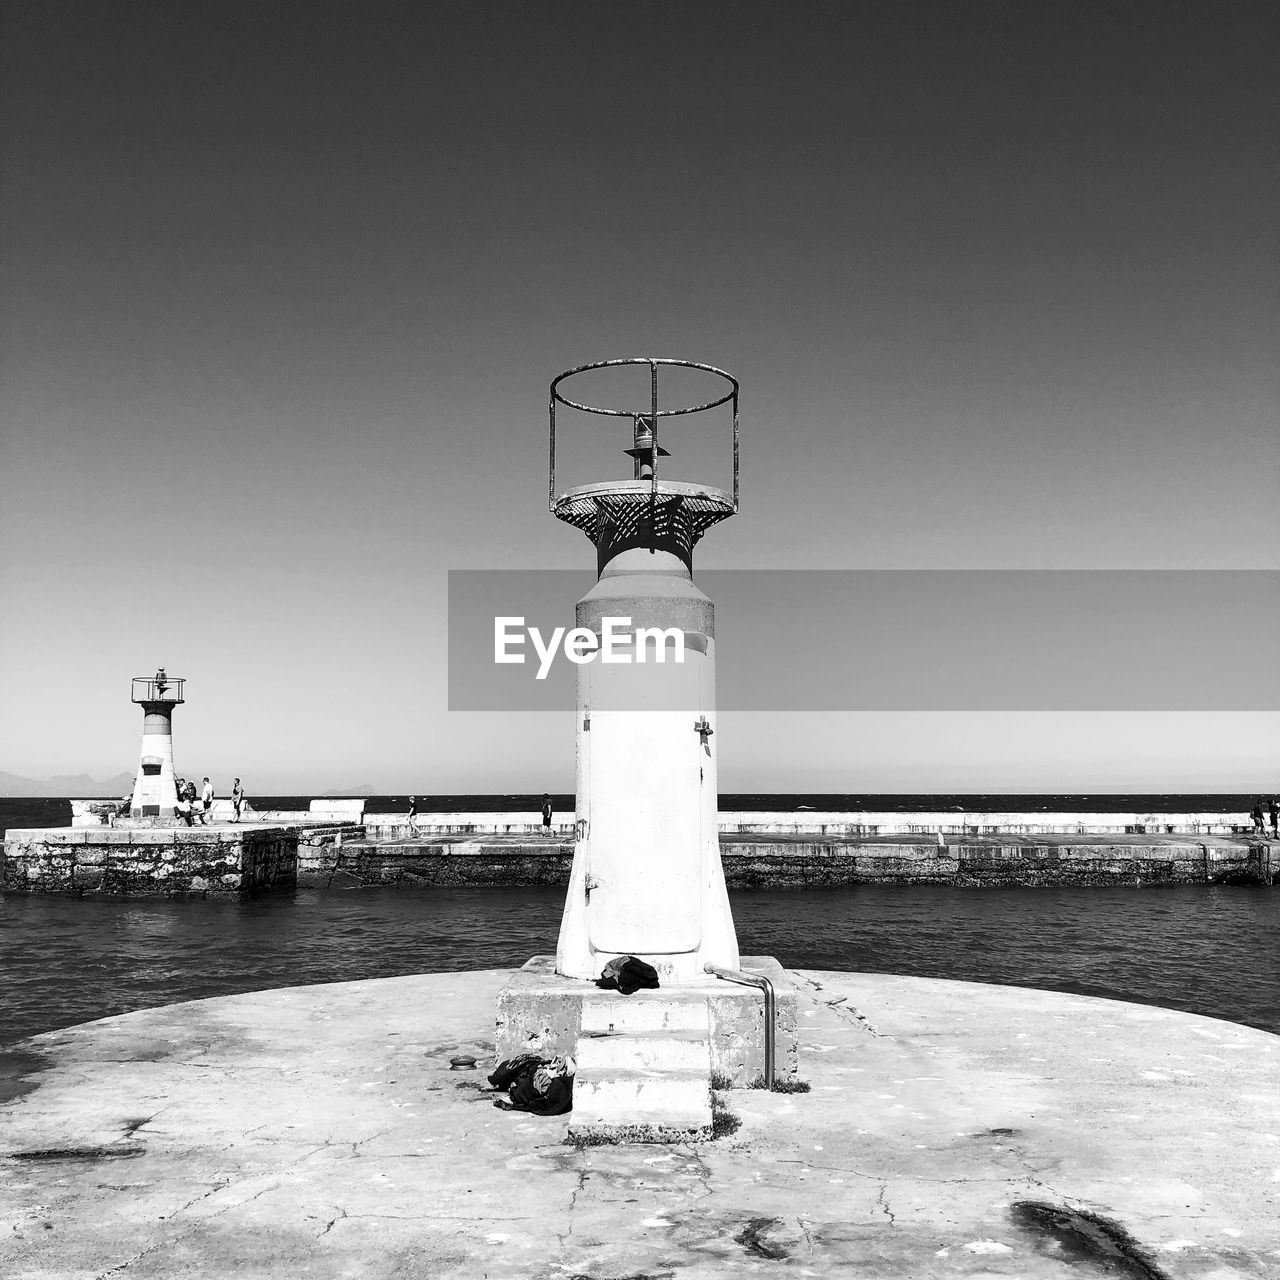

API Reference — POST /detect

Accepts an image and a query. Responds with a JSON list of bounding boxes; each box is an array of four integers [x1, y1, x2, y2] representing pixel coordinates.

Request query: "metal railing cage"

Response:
[[132, 676, 185, 703], [548, 357, 740, 515]]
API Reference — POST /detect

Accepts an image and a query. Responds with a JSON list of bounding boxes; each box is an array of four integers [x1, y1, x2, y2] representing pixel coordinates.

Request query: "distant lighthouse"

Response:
[[549, 358, 740, 983], [130, 669, 184, 818]]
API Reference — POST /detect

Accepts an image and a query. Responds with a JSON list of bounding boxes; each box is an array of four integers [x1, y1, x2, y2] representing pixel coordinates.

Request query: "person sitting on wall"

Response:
[[184, 779, 201, 823], [176, 791, 194, 826]]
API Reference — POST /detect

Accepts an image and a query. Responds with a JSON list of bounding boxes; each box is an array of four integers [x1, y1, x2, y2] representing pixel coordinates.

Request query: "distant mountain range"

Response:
[[0, 774, 383, 798], [0, 770, 137, 798]]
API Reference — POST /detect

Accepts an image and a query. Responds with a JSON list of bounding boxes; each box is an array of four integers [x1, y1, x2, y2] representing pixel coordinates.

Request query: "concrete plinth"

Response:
[[496, 955, 800, 1089], [1, 968, 1277, 1278]]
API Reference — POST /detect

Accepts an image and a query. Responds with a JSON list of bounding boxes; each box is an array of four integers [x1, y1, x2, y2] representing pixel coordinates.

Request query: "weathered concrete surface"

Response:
[[297, 831, 1277, 889], [2, 970, 1277, 1277]]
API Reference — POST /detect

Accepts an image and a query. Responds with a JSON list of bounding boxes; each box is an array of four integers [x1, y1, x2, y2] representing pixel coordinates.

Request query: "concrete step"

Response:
[[580, 995, 710, 1034], [569, 1068, 712, 1134], [576, 1029, 711, 1073]]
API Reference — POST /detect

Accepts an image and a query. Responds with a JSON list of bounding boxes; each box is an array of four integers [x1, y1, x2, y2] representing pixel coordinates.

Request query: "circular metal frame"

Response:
[[548, 356, 740, 519], [550, 357, 738, 418]]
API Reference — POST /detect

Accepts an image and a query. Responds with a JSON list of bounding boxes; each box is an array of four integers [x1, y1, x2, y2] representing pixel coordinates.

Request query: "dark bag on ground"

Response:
[[487, 1054, 574, 1116], [596, 955, 660, 995]]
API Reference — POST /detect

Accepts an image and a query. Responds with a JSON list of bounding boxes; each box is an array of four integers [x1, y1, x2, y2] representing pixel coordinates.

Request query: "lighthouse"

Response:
[[549, 358, 740, 984], [129, 669, 184, 818]]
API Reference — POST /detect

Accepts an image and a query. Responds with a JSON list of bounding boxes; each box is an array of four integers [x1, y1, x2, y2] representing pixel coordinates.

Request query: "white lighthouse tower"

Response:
[[549, 358, 741, 984], [129, 670, 184, 818]]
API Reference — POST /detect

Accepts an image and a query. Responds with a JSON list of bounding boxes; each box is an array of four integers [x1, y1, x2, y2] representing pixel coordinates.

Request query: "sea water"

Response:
[[2, 795, 1274, 1048], [1, 882, 1277, 1048]]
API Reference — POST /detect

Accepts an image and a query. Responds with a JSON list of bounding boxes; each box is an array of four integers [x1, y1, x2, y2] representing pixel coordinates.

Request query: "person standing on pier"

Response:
[[1269, 797, 1279, 838], [1250, 799, 1266, 834], [541, 793, 553, 836], [406, 795, 418, 832], [231, 778, 244, 822], [201, 777, 214, 824]]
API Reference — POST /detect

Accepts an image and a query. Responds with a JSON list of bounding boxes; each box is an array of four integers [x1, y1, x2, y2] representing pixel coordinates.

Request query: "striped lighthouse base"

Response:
[[131, 703, 179, 818]]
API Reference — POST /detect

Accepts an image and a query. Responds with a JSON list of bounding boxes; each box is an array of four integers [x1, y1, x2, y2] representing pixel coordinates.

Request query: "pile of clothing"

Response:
[[487, 1053, 575, 1115], [596, 955, 660, 995]]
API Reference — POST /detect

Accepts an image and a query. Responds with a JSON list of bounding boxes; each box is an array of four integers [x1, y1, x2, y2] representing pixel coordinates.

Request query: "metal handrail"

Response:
[[704, 963, 775, 1088]]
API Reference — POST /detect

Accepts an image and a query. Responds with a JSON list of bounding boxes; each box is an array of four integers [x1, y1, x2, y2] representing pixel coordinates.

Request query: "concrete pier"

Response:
[[298, 831, 1276, 889], [2, 969, 1276, 1277], [0, 823, 355, 895], [6, 812, 1274, 895]]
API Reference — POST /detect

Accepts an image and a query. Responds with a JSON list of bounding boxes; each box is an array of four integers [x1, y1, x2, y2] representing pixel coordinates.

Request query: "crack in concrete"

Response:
[[167, 1177, 234, 1218], [292, 1139, 361, 1165], [558, 1166, 590, 1249], [1019, 1172, 1066, 1202], [685, 1146, 714, 1200], [345, 1126, 397, 1155], [801, 978, 882, 1035], [875, 1184, 897, 1227], [826, 1001, 882, 1036], [100, 1180, 286, 1274], [797, 1216, 815, 1256], [94, 1236, 170, 1278]]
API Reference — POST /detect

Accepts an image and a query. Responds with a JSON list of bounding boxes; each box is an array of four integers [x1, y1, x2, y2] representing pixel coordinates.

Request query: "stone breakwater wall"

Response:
[[299, 832, 1276, 889], [305, 840, 573, 888], [718, 834, 1275, 888], [7, 818, 1273, 895], [1, 825, 313, 895]]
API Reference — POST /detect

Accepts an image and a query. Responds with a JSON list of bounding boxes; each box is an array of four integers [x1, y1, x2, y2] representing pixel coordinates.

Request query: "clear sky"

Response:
[[2, 1, 1276, 793]]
